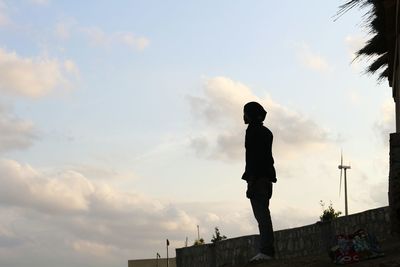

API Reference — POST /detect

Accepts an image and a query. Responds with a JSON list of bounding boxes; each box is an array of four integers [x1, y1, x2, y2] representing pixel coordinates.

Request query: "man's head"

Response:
[[243, 102, 266, 124]]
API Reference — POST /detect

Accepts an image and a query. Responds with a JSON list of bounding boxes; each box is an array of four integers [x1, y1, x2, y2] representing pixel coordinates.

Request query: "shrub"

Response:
[[211, 227, 227, 243], [320, 200, 342, 222], [193, 238, 204, 246]]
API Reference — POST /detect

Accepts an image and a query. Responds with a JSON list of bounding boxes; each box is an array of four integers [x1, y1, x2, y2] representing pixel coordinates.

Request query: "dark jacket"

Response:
[[242, 122, 276, 183]]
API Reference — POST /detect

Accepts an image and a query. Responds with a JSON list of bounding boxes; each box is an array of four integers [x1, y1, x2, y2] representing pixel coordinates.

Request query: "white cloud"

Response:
[[0, 222, 21, 247], [54, 18, 77, 40], [0, 13, 8, 27], [174, 201, 256, 240], [29, 0, 49, 5], [80, 27, 150, 51], [368, 181, 388, 206], [0, 158, 286, 266], [0, 1, 11, 28], [80, 27, 109, 46], [298, 44, 332, 73], [347, 88, 363, 105], [373, 99, 395, 145], [54, 19, 150, 50], [72, 240, 117, 257], [0, 159, 94, 213], [64, 59, 80, 76], [116, 32, 150, 50], [272, 207, 318, 230], [344, 35, 368, 71], [188, 76, 331, 161], [67, 164, 133, 181], [0, 158, 200, 265], [0, 105, 36, 152], [345, 35, 366, 61], [0, 48, 78, 97], [205, 212, 220, 222]]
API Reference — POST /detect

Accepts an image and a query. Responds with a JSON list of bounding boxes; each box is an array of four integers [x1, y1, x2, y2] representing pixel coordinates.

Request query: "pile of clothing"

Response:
[[329, 229, 385, 265]]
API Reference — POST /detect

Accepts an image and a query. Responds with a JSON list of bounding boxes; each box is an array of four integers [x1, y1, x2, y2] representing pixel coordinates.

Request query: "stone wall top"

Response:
[[176, 206, 391, 267]]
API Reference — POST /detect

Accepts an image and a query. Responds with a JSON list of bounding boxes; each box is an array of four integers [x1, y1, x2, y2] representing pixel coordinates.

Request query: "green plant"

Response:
[[319, 200, 342, 222], [193, 238, 204, 246], [211, 227, 227, 243]]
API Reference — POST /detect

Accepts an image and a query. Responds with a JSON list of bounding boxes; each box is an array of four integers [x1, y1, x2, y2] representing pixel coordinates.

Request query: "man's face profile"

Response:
[[243, 112, 250, 124]]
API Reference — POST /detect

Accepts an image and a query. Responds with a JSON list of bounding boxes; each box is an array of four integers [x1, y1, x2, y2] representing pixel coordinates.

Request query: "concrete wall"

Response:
[[128, 258, 176, 267], [274, 206, 391, 259], [176, 206, 391, 267], [175, 235, 260, 267]]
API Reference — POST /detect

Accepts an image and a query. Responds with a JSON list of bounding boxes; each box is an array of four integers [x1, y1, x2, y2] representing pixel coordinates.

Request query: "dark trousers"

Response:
[[248, 180, 274, 256]]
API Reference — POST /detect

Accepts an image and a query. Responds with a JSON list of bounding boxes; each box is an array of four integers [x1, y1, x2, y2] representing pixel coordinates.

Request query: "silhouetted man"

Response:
[[242, 101, 276, 262]]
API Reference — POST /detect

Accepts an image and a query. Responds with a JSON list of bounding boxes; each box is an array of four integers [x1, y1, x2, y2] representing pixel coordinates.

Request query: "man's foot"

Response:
[[249, 253, 274, 262]]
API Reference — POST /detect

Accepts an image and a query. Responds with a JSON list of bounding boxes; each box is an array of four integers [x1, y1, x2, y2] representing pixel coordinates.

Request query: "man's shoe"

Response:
[[249, 253, 273, 262]]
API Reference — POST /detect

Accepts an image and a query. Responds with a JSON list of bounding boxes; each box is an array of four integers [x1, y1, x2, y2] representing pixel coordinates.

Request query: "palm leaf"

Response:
[[337, 0, 390, 82]]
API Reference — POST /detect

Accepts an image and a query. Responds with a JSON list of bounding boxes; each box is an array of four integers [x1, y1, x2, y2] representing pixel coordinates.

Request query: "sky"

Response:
[[0, 0, 395, 266]]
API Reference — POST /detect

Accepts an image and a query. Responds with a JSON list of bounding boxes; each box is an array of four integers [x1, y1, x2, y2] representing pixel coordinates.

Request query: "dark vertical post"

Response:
[[390, 0, 400, 239], [166, 239, 169, 267], [156, 253, 160, 267], [389, 133, 400, 236]]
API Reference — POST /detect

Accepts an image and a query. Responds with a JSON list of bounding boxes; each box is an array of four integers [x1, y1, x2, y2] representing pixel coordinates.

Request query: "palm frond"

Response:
[[368, 53, 388, 73], [357, 34, 387, 56], [337, 0, 391, 81]]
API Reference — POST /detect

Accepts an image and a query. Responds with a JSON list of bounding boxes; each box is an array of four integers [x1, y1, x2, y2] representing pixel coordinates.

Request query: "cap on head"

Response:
[[243, 102, 266, 123]]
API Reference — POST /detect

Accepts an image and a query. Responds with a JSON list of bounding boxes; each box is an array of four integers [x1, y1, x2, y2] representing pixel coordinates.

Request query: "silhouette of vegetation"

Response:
[[337, 0, 396, 82], [211, 227, 227, 244], [319, 200, 342, 222], [193, 238, 204, 246]]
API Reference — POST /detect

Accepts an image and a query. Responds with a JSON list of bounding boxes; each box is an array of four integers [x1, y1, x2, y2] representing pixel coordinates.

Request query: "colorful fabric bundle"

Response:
[[329, 229, 384, 265]]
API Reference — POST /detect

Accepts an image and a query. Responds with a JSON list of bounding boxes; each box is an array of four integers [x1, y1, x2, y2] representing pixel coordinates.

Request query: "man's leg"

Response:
[[250, 182, 274, 256]]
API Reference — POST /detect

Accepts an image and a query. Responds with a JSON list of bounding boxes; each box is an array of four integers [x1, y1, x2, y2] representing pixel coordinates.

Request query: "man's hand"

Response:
[[246, 180, 256, 199]]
